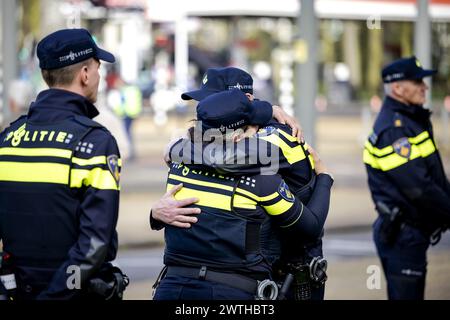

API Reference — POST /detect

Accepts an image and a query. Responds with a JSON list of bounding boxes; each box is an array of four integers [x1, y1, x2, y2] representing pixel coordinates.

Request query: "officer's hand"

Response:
[[152, 183, 201, 228], [307, 146, 329, 175], [234, 125, 259, 142], [272, 105, 304, 143]]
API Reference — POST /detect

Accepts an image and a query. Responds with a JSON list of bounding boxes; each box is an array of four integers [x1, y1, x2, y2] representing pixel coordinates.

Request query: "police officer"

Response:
[[0, 29, 123, 300], [152, 67, 327, 300], [364, 56, 450, 300], [153, 89, 333, 300]]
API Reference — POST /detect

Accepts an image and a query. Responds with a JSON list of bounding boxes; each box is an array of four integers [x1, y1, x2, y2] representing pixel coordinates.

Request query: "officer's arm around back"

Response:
[[259, 173, 333, 240]]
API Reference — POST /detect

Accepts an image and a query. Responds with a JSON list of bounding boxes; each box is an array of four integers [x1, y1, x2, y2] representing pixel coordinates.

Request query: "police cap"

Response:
[[182, 67, 253, 101], [37, 28, 115, 70], [197, 89, 272, 132], [382, 56, 436, 83]]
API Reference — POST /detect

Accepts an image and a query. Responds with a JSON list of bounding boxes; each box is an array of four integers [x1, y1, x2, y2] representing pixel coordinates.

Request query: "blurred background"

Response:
[[1, 0, 449, 300]]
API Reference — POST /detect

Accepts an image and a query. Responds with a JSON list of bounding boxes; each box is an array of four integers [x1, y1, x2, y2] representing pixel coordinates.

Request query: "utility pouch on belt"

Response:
[[376, 201, 402, 245]]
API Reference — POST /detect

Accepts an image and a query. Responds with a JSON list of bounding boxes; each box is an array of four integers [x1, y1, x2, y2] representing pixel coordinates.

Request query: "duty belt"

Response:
[[166, 266, 258, 294]]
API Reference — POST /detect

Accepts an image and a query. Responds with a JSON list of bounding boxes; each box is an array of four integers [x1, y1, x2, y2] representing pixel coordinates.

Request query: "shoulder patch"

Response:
[[278, 181, 295, 202], [107, 155, 120, 185], [392, 137, 411, 158]]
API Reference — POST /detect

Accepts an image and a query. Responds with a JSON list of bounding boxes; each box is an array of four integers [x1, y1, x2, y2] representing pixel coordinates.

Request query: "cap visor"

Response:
[[250, 100, 273, 126], [413, 69, 437, 79], [181, 89, 219, 101], [96, 48, 115, 63]]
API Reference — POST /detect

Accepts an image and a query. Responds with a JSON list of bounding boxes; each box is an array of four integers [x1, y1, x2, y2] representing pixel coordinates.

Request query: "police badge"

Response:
[[278, 180, 295, 202], [107, 155, 120, 185], [392, 137, 411, 158]]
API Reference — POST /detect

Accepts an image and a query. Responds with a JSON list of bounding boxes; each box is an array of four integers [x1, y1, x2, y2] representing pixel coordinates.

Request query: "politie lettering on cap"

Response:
[[382, 56, 437, 83], [37, 28, 115, 70], [182, 67, 254, 101], [196, 89, 272, 133]]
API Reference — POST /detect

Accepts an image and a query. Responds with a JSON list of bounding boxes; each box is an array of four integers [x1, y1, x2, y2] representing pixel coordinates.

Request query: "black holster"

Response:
[[376, 201, 403, 245]]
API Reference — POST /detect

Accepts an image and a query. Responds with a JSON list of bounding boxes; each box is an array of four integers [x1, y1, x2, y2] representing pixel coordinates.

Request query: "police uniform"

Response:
[[153, 90, 333, 300], [163, 67, 327, 300], [0, 29, 121, 300], [363, 56, 450, 300]]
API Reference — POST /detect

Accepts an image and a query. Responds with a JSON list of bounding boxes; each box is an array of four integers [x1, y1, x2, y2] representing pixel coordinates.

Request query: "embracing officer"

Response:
[[363, 56, 450, 300], [153, 89, 333, 300], [0, 29, 126, 300]]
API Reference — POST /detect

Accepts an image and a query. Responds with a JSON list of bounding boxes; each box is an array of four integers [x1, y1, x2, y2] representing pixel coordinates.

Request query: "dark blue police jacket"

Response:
[[0, 88, 121, 299], [364, 96, 450, 234]]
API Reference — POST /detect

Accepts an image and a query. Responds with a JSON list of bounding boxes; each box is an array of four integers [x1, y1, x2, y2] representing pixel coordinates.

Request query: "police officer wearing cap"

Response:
[[364, 56, 450, 300], [0, 29, 124, 300], [151, 67, 328, 300], [153, 89, 333, 300]]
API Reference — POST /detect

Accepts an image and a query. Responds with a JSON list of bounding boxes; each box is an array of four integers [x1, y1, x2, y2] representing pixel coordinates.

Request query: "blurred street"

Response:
[[115, 112, 450, 300]]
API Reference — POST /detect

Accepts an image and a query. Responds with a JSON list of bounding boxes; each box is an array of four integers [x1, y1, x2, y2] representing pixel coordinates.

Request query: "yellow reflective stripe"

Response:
[[234, 188, 277, 203], [0, 161, 69, 184], [365, 131, 430, 158], [168, 174, 234, 192], [167, 183, 231, 211], [408, 131, 429, 144], [233, 194, 257, 210], [71, 156, 122, 167], [364, 140, 436, 171], [263, 198, 294, 216], [364, 141, 394, 157], [72, 156, 106, 166], [71, 168, 119, 190], [417, 138, 436, 157], [363, 149, 380, 169], [0, 147, 72, 158], [308, 154, 315, 170], [276, 128, 297, 142], [260, 134, 306, 164]]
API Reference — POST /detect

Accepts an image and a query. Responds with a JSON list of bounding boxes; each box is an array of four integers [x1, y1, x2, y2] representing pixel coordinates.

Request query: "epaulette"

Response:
[[393, 112, 403, 128]]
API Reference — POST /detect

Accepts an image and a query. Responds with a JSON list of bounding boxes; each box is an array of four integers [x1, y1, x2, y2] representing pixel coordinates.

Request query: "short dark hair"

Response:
[[41, 58, 95, 87]]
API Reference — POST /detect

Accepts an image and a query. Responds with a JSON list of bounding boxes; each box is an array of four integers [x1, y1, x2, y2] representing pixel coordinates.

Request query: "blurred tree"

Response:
[[342, 21, 362, 89], [19, 0, 40, 47], [400, 22, 413, 57], [366, 26, 383, 96]]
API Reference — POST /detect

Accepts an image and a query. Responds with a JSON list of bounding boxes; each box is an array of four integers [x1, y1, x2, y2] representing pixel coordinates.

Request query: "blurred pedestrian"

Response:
[[110, 78, 142, 160]]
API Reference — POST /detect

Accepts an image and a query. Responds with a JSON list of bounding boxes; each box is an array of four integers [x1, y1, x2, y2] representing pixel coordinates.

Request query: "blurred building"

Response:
[[3, 0, 450, 128]]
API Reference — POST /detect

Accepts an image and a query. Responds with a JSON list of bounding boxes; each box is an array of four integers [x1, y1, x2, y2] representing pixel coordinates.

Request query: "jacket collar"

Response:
[[384, 95, 431, 120], [28, 88, 99, 122]]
